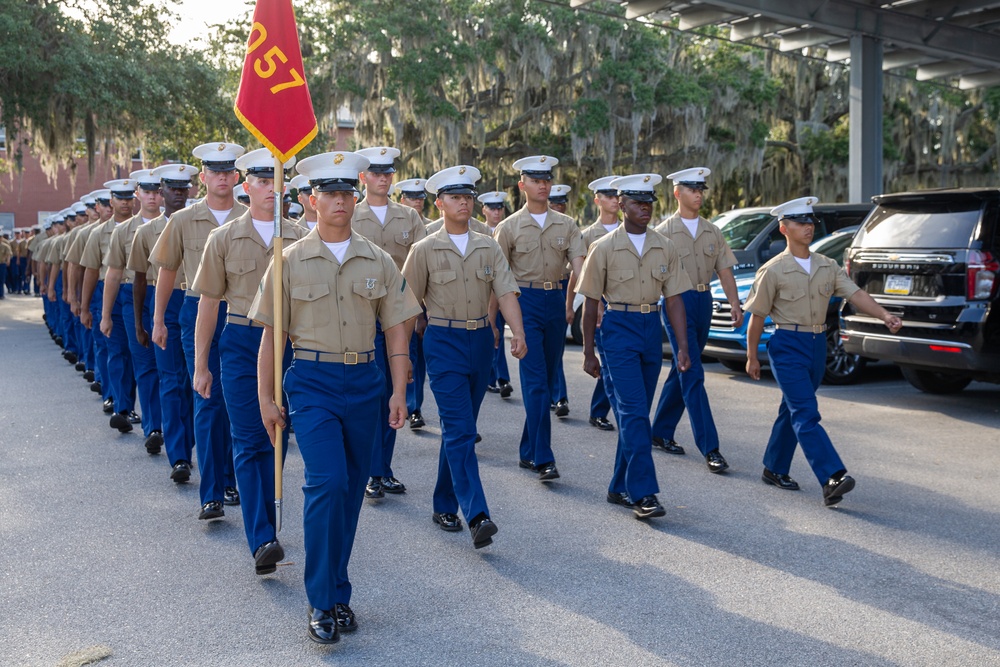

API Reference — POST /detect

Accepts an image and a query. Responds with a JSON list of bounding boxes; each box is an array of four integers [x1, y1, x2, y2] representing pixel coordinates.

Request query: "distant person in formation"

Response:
[[493, 156, 585, 483], [745, 196, 902, 506], [191, 148, 305, 576], [576, 173, 692, 520], [290, 174, 317, 231], [567, 175, 622, 432], [350, 146, 426, 500], [129, 165, 199, 485], [651, 168, 743, 473], [101, 169, 165, 450], [547, 183, 572, 418], [479, 191, 515, 397], [395, 177, 432, 430], [151, 141, 247, 521], [402, 165, 526, 548], [251, 150, 421, 644]]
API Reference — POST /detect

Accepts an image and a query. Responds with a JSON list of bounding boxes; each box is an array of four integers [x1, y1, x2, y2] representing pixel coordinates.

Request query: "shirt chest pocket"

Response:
[[475, 267, 495, 283], [290, 282, 331, 328], [225, 258, 256, 281], [394, 232, 414, 247], [608, 269, 634, 283], [778, 287, 807, 303], [514, 241, 539, 256], [819, 281, 834, 298], [183, 237, 206, 255], [548, 236, 567, 251], [352, 280, 388, 325], [430, 270, 458, 285]]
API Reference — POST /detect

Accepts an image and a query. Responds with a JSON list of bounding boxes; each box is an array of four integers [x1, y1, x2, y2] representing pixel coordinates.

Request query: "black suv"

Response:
[[841, 188, 1000, 393], [714, 203, 873, 276]]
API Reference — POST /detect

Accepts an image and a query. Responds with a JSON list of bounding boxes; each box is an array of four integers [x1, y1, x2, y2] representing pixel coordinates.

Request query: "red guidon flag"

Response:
[[234, 0, 317, 162]]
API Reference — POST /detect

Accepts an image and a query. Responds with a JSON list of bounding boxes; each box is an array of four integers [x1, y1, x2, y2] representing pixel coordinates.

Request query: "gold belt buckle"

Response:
[[466, 319, 477, 330], [639, 304, 651, 314], [180, 281, 188, 290], [344, 351, 358, 365], [812, 324, 824, 334], [542, 281, 554, 290], [696, 284, 707, 292]]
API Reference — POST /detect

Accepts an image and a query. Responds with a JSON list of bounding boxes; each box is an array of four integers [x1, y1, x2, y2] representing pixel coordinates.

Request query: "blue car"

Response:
[[703, 226, 867, 385]]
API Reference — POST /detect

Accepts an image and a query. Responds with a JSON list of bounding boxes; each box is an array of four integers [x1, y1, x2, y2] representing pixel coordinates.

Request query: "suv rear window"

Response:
[[713, 211, 774, 250], [856, 202, 981, 248]]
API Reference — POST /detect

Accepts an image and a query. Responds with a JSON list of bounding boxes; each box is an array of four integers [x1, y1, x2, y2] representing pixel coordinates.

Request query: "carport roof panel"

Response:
[[568, 0, 1000, 87]]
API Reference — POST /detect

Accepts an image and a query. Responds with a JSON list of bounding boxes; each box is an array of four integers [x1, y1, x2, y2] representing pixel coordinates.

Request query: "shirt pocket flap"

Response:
[[475, 267, 495, 282], [394, 232, 414, 246], [183, 238, 205, 253], [609, 269, 634, 282], [779, 287, 806, 301], [291, 283, 330, 302], [515, 241, 539, 253], [353, 280, 388, 300], [677, 247, 693, 258], [225, 258, 256, 276], [430, 270, 458, 285]]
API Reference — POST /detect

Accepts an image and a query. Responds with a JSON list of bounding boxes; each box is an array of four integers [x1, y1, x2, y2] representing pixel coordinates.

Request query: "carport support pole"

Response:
[[849, 34, 884, 203]]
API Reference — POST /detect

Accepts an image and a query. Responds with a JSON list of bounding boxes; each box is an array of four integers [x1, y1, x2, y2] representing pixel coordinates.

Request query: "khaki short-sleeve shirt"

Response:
[[105, 214, 146, 281], [45, 233, 68, 266], [351, 200, 427, 270], [30, 233, 49, 256], [150, 200, 247, 287], [192, 212, 306, 316], [576, 225, 693, 304], [249, 229, 422, 353], [402, 227, 519, 321], [581, 219, 618, 250], [129, 215, 180, 287], [0, 241, 10, 265], [425, 217, 491, 236], [744, 250, 860, 326], [654, 213, 738, 288], [493, 206, 586, 283], [65, 222, 99, 265], [81, 218, 128, 279]]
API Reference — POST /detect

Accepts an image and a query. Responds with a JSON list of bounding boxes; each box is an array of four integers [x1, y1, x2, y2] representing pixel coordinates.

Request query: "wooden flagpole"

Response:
[[272, 154, 285, 532]]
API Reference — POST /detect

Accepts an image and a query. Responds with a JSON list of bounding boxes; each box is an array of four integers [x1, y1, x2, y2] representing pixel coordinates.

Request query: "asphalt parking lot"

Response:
[[2, 294, 999, 667]]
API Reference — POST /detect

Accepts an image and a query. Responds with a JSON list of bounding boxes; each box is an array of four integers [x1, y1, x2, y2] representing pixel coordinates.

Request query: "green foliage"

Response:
[[800, 120, 850, 165]]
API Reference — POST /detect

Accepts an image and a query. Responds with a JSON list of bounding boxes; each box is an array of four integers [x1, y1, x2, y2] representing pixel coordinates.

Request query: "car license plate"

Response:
[[884, 274, 912, 295]]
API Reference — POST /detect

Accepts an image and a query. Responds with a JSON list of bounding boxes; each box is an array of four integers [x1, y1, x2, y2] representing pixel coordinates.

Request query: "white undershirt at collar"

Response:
[[208, 207, 232, 225], [627, 232, 646, 256], [529, 212, 547, 228], [680, 216, 699, 237], [793, 255, 812, 274], [324, 239, 351, 263], [251, 218, 274, 248], [369, 204, 388, 225], [449, 232, 470, 256]]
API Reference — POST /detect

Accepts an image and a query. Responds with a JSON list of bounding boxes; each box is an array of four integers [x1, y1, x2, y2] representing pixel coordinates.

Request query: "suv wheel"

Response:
[[899, 367, 972, 394], [823, 323, 866, 385]]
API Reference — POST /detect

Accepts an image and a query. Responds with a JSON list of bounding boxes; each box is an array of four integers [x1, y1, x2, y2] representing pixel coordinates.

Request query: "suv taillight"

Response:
[[967, 250, 999, 300]]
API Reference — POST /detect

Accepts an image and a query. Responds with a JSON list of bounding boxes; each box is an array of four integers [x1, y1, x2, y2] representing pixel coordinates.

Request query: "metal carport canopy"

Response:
[[568, 0, 1000, 202]]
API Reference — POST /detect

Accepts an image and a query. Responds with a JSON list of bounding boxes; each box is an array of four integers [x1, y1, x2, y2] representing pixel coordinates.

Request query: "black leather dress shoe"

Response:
[[554, 399, 570, 417], [127, 410, 141, 425], [223, 486, 241, 506], [652, 437, 685, 455], [761, 468, 800, 491], [90, 381, 102, 393], [381, 476, 406, 494], [254, 539, 284, 575], [475, 433, 482, 443], [335, 603, 357, 633], [103, 398, 115, 413], [470, 516, 498, 549], [198, 501, 224, 521], [408, 410, 425, 429], [144, 430, 163, 454], [498, 380, 513, 398], [537, 462, 560, 482], [633, 495, 666, 520], [518, 459, 535, 470], [83, 370, 95, 382], [823, 471, 855, 507], [432, 512, 463, 532], [109, 412, 133, 433], [64, 351, 78, 364], [486, 384, 500, 394], [307, 607, 339, 644], [589, 416, 615, 431], [606, 492, 633, 507], [365, 477, 384, 499], [170, 460, 191, 484], [706, 449, 729, 474], [75, 362, 86, 372]]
